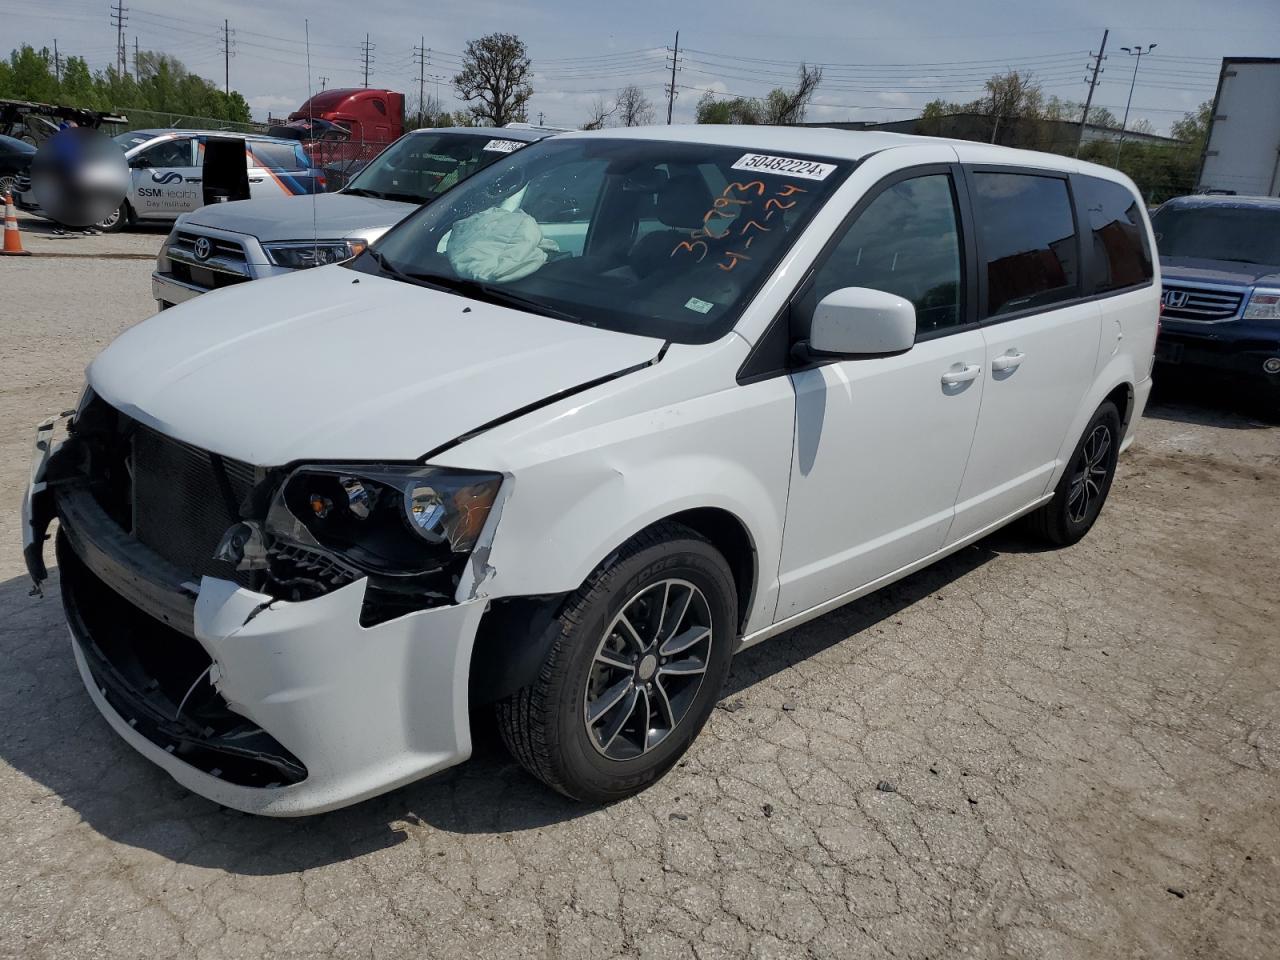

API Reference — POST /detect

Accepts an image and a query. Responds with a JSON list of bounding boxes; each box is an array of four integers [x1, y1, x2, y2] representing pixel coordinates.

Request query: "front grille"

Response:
[[1161, 283, 1245, 322], [165, 230, 251, 292], [130, 422, 259, 586]]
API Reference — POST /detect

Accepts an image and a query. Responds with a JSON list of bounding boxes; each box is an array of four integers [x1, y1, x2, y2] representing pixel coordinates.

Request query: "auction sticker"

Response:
[[483, 139, 525, 153], [731, 153, 836, 180]]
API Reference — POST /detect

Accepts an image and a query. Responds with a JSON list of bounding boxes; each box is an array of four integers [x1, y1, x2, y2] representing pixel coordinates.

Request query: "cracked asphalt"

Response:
[[2, 257, 1278, 959]]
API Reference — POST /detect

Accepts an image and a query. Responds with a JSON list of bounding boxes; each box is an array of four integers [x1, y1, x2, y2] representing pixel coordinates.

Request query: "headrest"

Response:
[[657, 173, 713, 229]]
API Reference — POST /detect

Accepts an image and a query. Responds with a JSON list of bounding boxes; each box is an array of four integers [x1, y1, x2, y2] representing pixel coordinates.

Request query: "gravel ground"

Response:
[[1, 256, 1278, 959], [9, 210, 167, 258]]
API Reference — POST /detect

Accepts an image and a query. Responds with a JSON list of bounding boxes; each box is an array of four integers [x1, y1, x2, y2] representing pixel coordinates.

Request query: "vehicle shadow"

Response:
[[0, 541, 996, 874], [1145, 378, 1276, 429]]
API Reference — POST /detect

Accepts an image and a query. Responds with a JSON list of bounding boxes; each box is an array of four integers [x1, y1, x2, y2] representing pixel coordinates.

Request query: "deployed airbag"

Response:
[[446, 208, 559, 283]]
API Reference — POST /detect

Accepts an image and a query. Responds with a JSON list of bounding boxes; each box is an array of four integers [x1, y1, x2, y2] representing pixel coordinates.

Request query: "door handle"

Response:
[[248, 177, 264, 183], [991, 350, 1026, 372], [941, 363, 982, 386]]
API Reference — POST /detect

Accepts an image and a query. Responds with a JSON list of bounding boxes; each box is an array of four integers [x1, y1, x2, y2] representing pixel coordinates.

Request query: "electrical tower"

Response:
[[413, 39, 428, 126], [219, 20, 236, 95], [52, 39, 63, 82], [318, 75, 329, 91], [665, 31, 681, 124], [1075, 29, 1108, 157], [110, 2, 128, 78], [360, 34, 375, 88]]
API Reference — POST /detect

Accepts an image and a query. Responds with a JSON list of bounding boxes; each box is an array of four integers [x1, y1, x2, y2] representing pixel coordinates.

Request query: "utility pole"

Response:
[[1075, 29, 1108, 157], [1115, 43, 1157, 165], [224, 20, 231, 94], [319, 75, 329, 91], [665, 30, 680, 124], [413, 37, 427, 127], [360, 34, 375, 88], [110, 1, 128, 78], [134, 37, 139, 81], [53, 39, 62, 83], [538, 111, 544, 126]]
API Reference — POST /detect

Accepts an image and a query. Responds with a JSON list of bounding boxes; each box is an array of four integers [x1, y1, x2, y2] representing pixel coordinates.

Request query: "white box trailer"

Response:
[[1198, 58, 1280, 197]]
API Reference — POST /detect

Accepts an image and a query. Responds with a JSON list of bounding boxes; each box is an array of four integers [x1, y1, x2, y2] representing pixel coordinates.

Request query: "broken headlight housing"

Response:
[[262, 239, 367, 269], [265, 465, 502, 578]]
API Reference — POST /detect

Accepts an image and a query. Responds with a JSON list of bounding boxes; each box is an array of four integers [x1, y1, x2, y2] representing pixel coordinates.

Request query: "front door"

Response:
[[776, 169, 985, 620], [129, 136, 200, 217], [948, 169, 1101, 543]]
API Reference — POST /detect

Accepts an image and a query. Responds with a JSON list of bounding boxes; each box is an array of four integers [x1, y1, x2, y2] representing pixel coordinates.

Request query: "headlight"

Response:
[[264, 464, 502, 576], [262, 239, 367, 269], [1243, 288, 1280, 322]]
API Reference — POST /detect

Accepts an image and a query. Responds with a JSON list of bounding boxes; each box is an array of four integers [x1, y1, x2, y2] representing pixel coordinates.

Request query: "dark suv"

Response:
[[1152, 195, 1280, 411]]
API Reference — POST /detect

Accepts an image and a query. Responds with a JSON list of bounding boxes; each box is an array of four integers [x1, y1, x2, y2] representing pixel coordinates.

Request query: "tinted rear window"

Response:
[[1077, 176, 1152, 292], [973, 172, 1079, 317]]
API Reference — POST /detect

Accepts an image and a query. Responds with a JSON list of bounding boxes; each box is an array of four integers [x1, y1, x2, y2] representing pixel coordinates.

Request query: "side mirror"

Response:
[[807, 287, 916, 357]]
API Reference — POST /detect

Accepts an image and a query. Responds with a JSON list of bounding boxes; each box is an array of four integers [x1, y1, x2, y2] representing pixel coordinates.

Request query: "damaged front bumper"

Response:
[[23, 419, 488, 817]]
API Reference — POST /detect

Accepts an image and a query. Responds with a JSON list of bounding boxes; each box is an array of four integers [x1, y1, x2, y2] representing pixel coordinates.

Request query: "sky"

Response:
[[3, 0, 1276, 135]]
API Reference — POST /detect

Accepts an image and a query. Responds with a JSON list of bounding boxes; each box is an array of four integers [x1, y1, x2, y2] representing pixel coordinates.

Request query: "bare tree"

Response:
[[616, 85, 655, 126], [581, 96, 617, 130], [762, 63, 823, 125], [453, 32, 533, 126]]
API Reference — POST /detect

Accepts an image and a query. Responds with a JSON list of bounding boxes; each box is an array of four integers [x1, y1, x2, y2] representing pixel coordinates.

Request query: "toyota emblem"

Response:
[[193, 237, 212, 261]]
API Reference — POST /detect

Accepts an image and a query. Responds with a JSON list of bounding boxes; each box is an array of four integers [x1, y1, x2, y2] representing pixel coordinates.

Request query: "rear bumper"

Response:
[[25, 422, 486, 817]]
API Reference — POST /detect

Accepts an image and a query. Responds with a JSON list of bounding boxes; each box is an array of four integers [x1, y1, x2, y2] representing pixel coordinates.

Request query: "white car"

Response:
[[15, 128, 323, 231], [22, 126, 1158, 815]]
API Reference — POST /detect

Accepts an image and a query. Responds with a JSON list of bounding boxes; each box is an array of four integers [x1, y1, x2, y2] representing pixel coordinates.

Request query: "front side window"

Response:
[[1077, 176, 1152, 292], [135, 137, 193, 168], [343, 132, 536, 205], [973, 172, 1079, 317], [806, 173, 963, 337], [361, 139, 848, 343]]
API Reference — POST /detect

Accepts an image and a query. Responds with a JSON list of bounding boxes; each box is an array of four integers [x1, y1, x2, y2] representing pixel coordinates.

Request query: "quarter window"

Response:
[[972, 173, 1078, 317], [1077, 176, 1153, 292], [809, 173, 964, 336]]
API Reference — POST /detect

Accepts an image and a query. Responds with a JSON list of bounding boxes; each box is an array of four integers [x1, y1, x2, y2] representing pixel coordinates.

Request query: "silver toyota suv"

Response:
[[152, 126, 555, 309]]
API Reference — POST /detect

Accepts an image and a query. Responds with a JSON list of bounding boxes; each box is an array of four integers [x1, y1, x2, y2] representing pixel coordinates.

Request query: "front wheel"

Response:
[[1026, 400, 1122, 546], [496, 522, 737, 802], [96, 202, 129, 233]]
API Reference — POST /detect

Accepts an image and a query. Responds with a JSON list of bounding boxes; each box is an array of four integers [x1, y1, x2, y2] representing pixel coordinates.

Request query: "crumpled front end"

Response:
[[24, 392, 489, 816]]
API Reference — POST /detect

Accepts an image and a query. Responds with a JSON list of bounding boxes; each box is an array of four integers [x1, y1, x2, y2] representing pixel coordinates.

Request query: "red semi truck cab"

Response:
[[284, 88, 406, 177]]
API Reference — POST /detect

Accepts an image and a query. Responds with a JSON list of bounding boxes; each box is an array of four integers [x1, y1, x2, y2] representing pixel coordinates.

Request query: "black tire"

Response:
[[496, 521, 737, 803], [97, 201, 130, 233], [1025, 400, 1122, 546]]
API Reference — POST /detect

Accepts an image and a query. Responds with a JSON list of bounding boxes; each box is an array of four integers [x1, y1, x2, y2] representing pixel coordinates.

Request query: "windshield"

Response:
[[1152, 204, 1280, 266], [343, 131, 533, 204], [356, 137, 849, 343], [112, 131, 153, 150]]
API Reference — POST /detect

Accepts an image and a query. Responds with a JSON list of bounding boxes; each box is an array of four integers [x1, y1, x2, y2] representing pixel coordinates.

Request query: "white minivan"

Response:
[[22, 126, 1158, 815]]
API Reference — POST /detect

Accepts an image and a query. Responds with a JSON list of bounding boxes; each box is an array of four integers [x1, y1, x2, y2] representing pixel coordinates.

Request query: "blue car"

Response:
[[1152, 195, 1280, 412]]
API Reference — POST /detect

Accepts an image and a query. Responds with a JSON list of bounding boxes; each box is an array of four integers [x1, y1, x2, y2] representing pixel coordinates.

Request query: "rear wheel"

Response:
[[0, 174, 17, 200], [496, 522, 736, 802], [1026, 401, 1121, 546]]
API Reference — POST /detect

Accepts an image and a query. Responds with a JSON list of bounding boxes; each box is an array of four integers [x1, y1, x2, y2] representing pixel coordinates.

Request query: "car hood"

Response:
[[1160, 257, 1280, 287], [87, 266, 663, 465], [183, 191, 415, 244]]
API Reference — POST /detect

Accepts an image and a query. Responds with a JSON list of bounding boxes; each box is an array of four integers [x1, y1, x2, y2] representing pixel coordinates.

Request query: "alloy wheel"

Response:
[[1067, 423, 1112, 523], [584, 578, 714, 761]]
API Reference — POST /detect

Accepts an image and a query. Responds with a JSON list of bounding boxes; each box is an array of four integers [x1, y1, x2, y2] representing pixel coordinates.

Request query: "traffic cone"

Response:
[[2, 192, 32, 256]]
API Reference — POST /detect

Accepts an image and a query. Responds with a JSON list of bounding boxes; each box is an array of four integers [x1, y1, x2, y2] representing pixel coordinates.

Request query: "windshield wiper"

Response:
[[415, 275, 585, 323], [364, 248, 436, 288], [342, 187, 385, 199]]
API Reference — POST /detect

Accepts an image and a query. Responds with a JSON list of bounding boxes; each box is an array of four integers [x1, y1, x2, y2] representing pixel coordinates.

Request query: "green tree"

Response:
[[695, 64, 823, 126], [453, 33, 533, 126], [1171, 100, 1212, 146]]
